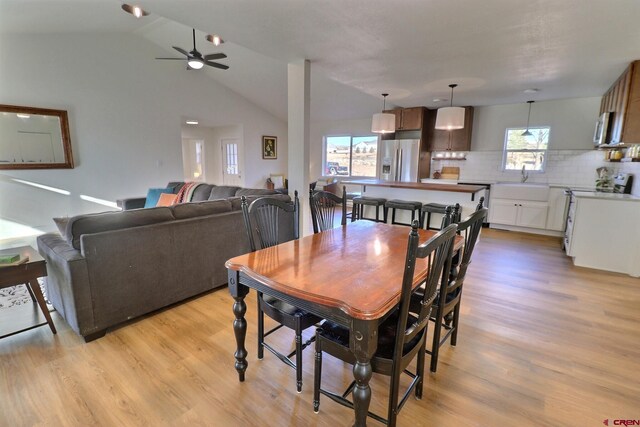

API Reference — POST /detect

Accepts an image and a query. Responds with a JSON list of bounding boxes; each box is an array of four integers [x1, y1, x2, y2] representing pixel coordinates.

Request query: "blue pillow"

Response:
[[144, 187, 173, 208]]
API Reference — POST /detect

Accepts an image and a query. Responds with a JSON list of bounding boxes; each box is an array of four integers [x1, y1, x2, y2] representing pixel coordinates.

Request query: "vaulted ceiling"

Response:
[[2, 0, 640, 121]]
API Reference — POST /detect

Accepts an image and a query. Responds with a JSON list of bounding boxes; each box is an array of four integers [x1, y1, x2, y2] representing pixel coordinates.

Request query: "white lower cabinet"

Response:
[[490, 199, 549, 229]]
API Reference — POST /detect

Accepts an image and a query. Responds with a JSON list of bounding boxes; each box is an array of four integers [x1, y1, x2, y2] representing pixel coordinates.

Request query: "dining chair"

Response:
[[309, 186, 347, 233], [240, 191, 322, 392], [313, 221, 457, 426], [427, 207, 488, 373]]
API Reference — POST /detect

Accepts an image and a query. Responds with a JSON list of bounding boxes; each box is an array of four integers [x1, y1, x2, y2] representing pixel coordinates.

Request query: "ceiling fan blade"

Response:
[[172, 46, 189, 57], [155, 57, 184, 60], [204, 53, 227, 61], [204, 61, 229, 70]]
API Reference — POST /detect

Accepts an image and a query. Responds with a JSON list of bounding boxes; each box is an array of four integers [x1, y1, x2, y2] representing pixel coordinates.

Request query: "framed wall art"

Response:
[[262, 135, 277, 159]]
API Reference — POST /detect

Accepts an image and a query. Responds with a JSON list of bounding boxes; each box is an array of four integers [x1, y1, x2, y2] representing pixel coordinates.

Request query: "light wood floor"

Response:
[[1, 229, 639, 426]]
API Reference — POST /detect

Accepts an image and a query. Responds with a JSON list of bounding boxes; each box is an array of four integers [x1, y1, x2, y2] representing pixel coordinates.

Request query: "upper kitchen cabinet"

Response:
[[383, 107, 426, 131], [600, 60, 640, 144], [428, 106, 475, 151]]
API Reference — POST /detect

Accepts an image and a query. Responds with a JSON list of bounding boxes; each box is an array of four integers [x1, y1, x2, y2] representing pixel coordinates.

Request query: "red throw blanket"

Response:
[[175, 182, 202, 204]]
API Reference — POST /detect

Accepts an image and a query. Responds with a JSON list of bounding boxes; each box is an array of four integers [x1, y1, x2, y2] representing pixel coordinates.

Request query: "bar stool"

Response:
[[421, 203, 448, 230], [351, 196, 387, 223], [384, 199, 423, 226], [345, 191, 361, 221]]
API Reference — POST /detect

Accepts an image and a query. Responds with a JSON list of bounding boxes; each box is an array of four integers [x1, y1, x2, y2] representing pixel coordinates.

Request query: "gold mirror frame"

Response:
[[0, 104, 74, 169]]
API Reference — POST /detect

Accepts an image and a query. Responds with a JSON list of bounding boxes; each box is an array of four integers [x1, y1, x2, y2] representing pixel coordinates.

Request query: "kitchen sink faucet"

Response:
[[521, 165, 529, 183]]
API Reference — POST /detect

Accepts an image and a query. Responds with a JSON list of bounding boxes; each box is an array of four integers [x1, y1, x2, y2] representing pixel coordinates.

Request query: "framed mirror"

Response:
[[0, 104, 74, 169]]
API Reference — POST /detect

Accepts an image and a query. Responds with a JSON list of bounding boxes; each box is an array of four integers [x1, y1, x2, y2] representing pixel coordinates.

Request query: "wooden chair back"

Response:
[[393, 221, 457, 370], [241, 191, 299, 251], [309, 186, 347, 234]]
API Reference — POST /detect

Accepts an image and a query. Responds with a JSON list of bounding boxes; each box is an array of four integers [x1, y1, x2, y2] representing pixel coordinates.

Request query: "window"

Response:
[[502, 127, 550, 171], [324, 135, 378, 177]]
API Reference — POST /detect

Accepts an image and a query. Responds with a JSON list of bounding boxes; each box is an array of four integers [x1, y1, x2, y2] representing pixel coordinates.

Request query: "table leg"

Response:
[[228, 270, 250, 382], [27, 279, 56, 334], [350, 319, 377, 427]]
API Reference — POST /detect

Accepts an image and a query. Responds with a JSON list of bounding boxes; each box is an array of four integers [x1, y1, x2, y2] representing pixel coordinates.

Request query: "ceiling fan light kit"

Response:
[[188, 59, 204, 69], [121, 3, 149, 18], [435, 84, 465, 130], [521, 100, 535, 136], [155, 28, 229, 70], [371, 93, 396, 134]]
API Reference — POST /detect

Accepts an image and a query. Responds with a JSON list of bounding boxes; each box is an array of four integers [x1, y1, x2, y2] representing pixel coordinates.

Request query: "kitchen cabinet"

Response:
[[490, 199, 548, 229], [567, 193, 640, 277], [428, 107, 474, 151], [600, 60, 640, 144], [383, 107, 426, 131], [545, 187, 569, 231]]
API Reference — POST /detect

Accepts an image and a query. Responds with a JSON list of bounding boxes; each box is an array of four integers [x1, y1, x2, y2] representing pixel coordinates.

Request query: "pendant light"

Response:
[[435, 84, 465, 130], [371, 93, 396, 134], [521, 100, 534, 136]]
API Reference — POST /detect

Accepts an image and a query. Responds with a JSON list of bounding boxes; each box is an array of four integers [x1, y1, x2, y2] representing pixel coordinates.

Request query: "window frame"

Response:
[[322, 134, 380, 178], [501, 126, 551, 173]]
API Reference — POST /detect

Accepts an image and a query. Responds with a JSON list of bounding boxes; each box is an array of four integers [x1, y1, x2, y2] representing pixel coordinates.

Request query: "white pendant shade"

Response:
[[371, 112, 396, 134], [435, 107, 465, 130]]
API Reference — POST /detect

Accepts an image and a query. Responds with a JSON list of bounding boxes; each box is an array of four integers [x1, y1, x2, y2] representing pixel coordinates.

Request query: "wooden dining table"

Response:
[[225, 221, 463, 426]]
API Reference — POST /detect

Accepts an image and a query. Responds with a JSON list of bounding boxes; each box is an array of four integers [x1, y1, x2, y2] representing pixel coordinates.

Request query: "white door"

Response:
[[221, 138, 243, 186]]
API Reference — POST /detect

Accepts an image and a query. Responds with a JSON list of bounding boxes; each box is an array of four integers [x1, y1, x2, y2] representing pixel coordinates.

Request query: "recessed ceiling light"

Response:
[[16, 113, 31, 119], [432, 98, 448, 103], [524, 88, 540, 94], [186, 120, 199, 125], [205, 34, 224, 46], [121, 4, 149, 18]]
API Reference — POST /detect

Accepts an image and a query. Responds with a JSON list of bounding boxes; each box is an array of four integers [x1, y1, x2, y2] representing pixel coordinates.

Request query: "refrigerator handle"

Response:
[[398, 149, 403, 181], [394, 148, 399, 181]]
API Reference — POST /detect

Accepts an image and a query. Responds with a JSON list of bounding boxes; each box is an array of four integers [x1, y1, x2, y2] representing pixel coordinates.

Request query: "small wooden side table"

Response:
[[0, 246, 56, 339]]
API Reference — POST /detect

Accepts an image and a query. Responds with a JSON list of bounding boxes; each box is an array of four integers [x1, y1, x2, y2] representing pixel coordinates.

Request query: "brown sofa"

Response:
[[37, 186, 291, 342]]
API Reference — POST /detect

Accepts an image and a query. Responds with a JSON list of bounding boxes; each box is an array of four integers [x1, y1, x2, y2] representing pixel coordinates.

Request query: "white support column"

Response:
[[287, 59, 311, 235]]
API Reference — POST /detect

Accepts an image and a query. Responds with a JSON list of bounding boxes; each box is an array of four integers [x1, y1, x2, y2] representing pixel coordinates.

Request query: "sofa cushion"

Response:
[[167, 182, 185, 194], [235, 188, 278, 197], [144, 187, 173, 208], [208, 186, 241, 200], [156, 193, 178, 206], [65, 207, 175, 250], [172, 199, 233, 219], [191, 184, 216, 202]]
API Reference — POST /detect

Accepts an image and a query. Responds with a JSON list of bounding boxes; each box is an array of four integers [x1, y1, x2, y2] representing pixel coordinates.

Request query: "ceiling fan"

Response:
[[156, 29, 228, 70]]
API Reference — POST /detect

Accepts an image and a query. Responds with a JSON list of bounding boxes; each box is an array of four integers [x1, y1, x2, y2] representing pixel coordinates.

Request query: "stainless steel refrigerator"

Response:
[[379, 139, 421, 182]]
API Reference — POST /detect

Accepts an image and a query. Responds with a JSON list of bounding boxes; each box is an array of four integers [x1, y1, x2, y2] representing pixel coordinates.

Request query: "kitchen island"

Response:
[[341, 179, 486, 226]]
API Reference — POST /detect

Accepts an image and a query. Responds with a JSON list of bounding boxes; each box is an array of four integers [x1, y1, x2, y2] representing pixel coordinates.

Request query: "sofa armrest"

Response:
[[117, 197, 146, 210], [36, 233, 95, 337]]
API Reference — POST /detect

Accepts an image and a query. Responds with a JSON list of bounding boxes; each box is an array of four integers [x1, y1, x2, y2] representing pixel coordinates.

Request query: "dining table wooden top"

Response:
[[226, 221, 463, 321]]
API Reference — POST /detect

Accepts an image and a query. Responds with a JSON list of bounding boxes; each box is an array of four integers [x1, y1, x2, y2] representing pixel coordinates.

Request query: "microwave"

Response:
[[594, 112, 612, 146]]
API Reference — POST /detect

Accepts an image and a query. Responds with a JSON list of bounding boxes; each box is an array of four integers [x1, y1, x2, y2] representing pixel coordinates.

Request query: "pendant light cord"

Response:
[[448, 84, 458, 107]]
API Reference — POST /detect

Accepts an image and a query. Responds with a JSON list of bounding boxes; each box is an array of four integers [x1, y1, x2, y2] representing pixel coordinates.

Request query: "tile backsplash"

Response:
[[432, 149, 640, 195]]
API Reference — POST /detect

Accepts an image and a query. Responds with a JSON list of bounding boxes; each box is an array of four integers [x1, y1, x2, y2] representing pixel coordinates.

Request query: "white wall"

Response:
[[0, 33, 287, 239], [436, 97, 640, 194], [470, 97, 601, 151]]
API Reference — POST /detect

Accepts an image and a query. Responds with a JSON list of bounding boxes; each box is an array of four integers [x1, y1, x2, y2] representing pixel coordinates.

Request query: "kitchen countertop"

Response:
[[572, 191, 640, 201], [341, 179, 485, 194]]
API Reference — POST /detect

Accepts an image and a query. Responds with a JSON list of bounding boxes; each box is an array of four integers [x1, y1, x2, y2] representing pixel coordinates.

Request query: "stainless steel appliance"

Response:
[[379, 139, 420, 182]]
